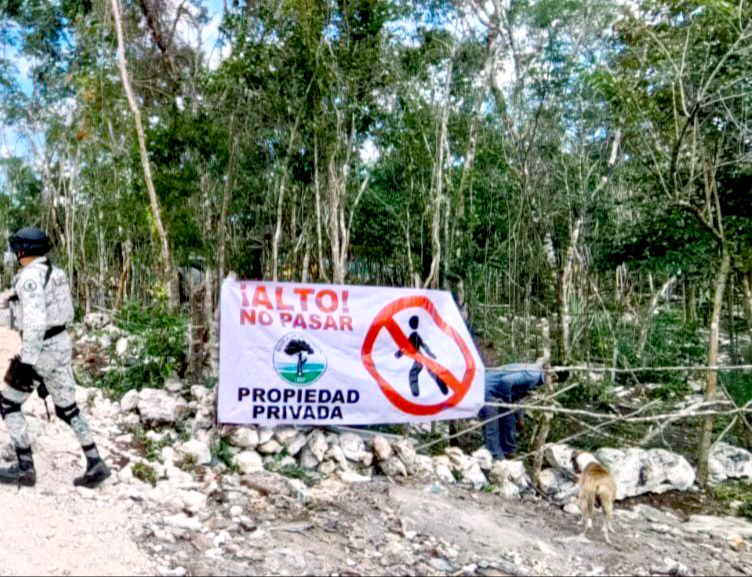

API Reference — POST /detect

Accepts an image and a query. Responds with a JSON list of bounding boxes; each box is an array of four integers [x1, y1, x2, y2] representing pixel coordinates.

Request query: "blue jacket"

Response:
[[485, 363, 545, 402]]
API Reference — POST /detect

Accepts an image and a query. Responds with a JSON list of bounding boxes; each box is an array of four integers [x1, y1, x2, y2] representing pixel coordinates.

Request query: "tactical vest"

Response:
[[9, 259, 75, 336]]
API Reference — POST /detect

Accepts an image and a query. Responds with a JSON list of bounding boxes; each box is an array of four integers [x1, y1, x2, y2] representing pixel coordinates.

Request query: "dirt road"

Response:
[[0, 328, 151, 576]]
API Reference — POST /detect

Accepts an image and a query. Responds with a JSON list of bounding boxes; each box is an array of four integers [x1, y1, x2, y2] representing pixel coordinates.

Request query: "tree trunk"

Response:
[[560, 218, 583, 360], [218, 128, 237, 282], [301, 235, 311, 283], [697, 249, 731, 486], [189, 278, 207, 384], [206, 265, 219, 378], [114, 239, 132, 311], [405, 208, 418, 288], [688, 282, 698, 322], [111, 0, 178, 310], [742, 273, 752, 332], [532, 318, 553, 487], [272, 170, 288, 282], [638, 273, 679, 360], [728, 274, 737, 364], [424, 58, 453, 290], [313, 138, 329, 282], [328, 157, 345, 285]]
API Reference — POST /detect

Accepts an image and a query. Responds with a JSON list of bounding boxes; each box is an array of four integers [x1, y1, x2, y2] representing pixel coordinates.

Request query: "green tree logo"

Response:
[[273, 333, 328, 386]]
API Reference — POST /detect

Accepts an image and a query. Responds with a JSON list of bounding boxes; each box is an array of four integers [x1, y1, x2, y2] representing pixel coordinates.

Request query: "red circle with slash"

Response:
[[361, 296, 477, 416]]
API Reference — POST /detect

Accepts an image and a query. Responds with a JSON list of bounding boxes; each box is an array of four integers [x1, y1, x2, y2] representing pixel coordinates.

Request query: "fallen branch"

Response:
[[485, 400, 735, 423]]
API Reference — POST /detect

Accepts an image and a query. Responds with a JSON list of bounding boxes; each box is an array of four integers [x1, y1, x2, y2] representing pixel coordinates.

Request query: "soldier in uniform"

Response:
[[0, 227, 110, 488]]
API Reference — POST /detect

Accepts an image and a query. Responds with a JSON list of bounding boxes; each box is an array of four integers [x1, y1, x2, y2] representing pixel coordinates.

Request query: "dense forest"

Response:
[[1, 0, 751, 483]]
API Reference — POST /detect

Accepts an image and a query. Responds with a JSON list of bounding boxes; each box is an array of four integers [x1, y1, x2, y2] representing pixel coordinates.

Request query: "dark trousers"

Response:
[[480, 378, 516, 459], [480, 405, 518, 459]]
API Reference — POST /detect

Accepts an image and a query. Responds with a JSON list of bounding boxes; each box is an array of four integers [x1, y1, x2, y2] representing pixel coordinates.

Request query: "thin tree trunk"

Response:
[[114, 239, 132, 311], [336, 175, 368, 283], [560, 218, 583, 360], [638, 273, 679, 360], [314, 138, 329, 283], [742, 273, 752, 332], [206, 265, 219, 378], [543, 232, 559, 357], [405, 208, 417, 288], [272, 170, 288, 282], [301, 234, 311, 283], [532, 318, 553, 487], [111, 0, 178, 309], [728, 274, 737, 364], [697, 249, 731, 486], [328, 156, 344, 284], [450, 116, 478, 291], [98, 209, 106, 307], [189, 277, 206, 383], [218, 125, 237, 282], [688, 282, 698, 322], [425, 58, 453, 289]]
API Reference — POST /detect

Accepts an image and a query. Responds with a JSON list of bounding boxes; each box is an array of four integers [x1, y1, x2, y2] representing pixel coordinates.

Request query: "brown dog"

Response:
[[572, 452, 617, 543]]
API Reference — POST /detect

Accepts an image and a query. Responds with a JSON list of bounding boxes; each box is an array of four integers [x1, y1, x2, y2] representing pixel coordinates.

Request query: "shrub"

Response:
[[712, 481, 752, 522], [616, 311, 705, 400], [133, 462, 158, 486], [211, 438, 239, 474], [96, 299, 188, 398]]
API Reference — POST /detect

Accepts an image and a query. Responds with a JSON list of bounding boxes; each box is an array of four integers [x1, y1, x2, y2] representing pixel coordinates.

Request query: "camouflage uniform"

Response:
[[1, 250, 109, 487]]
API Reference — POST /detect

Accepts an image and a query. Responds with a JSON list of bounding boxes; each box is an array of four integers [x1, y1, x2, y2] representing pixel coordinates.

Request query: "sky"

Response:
[[1, 0, 226, 164]]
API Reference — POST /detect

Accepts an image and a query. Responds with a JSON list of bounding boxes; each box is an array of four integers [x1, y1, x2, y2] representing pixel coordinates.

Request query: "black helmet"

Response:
[[8, 227, 51, 257]]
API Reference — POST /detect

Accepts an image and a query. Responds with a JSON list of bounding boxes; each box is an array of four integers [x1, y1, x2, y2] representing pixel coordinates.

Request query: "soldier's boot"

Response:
[[73, 454, 111, 488], [0, 447, 36, 487]]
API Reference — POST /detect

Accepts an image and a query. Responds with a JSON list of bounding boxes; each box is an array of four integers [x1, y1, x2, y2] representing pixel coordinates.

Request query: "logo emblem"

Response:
[[273, 333, 328, 386]]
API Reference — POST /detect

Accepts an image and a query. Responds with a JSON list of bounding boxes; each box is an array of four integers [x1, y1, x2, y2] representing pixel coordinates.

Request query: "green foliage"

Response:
[[212, 438, 239, 474], [712, 482, 752, 522], [133, 462, 158, 487], [558, 377, 615, 409], [267, 455, 316, 487], [176, 453, 201, 476], [723, 370, 752, 408], [128, 425, 172, 462], [616, 311, 705, 400], [95, 300, 188, 398]]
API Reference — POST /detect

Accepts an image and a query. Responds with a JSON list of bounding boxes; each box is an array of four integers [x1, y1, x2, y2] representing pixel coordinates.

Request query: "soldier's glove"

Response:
[[4, 356, 36, 393], [3, 355, 21, 387]]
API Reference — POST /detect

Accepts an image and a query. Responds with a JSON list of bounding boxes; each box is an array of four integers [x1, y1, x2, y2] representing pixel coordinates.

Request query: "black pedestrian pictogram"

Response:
[[395, 316, 449, 397]]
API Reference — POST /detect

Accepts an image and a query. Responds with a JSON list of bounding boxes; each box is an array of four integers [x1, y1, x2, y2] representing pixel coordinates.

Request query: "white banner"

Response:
[[218, 280, 485, 426]]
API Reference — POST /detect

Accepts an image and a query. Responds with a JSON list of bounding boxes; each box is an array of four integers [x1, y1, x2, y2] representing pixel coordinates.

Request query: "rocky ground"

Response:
[[3, 325, 752, 576]]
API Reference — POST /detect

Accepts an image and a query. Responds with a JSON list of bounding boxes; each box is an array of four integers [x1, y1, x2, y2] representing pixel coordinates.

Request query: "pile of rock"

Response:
[[540, 443, 696, 502], [113, 376, 731, 504], [113, 378, 535, 493]]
